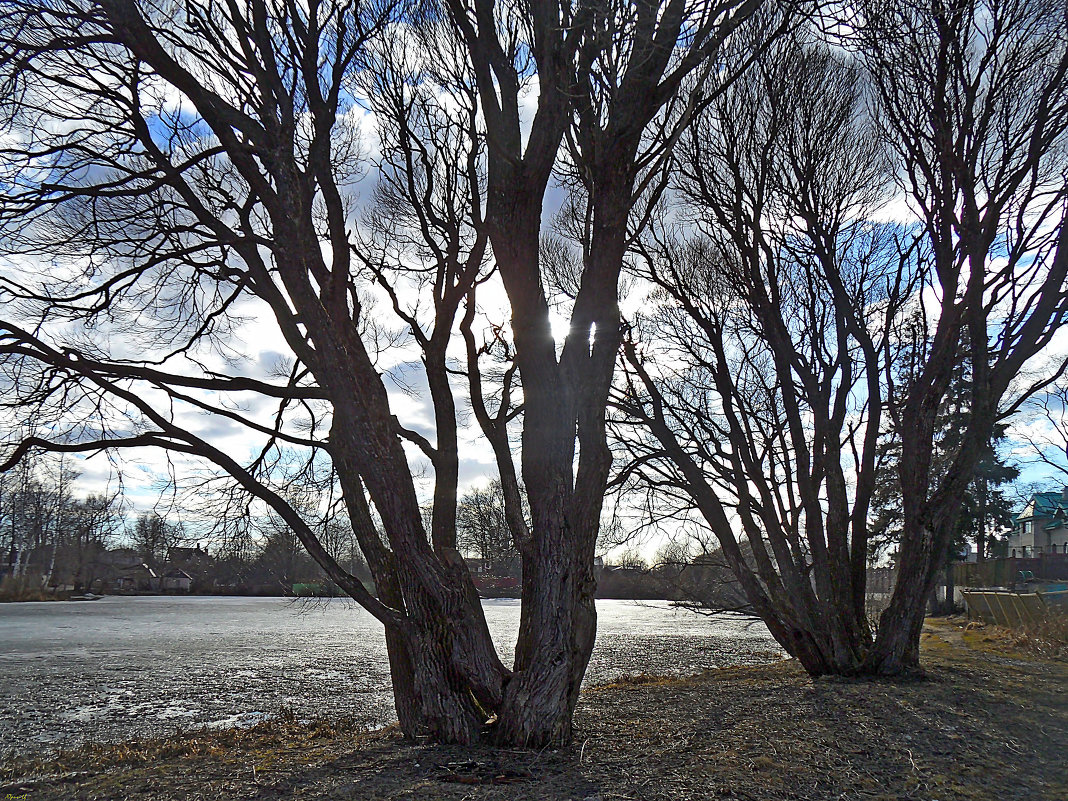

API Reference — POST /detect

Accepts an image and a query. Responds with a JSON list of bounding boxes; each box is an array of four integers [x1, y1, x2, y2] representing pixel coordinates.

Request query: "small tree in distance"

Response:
[[131, 513, 183, 573], [456, 480, 521, 576]]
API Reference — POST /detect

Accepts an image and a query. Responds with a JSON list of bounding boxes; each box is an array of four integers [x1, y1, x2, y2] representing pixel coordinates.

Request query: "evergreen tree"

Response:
[[871, 332, 1019, 566]]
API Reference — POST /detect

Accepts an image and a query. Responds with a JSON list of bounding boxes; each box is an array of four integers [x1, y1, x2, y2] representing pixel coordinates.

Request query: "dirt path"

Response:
[[4, 620, 1066, 801]]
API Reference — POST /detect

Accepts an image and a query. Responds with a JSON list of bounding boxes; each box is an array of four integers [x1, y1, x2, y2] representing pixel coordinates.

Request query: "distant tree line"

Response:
[[0, 450, 372, 597], [0, 451, 123, 594]]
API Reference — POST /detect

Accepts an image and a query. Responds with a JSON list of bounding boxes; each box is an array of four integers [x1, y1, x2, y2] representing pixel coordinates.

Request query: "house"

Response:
[[1007, 487, 1068, 557], [115, 563, 158, 592], [160, 567, 193, 592], [168, 545, 215, 590]]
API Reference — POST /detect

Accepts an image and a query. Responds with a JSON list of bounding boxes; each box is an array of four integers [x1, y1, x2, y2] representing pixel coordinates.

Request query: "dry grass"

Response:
[[960, 610, 1068, 661], [3, 624, 1066, 801], [592, 672, 686, 689], [0, 708, 377, 785], [0, 575, 54, 602]]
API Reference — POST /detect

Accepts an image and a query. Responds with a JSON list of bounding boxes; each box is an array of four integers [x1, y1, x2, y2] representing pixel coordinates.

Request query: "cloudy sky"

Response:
[[2, 2, 1066, 563]]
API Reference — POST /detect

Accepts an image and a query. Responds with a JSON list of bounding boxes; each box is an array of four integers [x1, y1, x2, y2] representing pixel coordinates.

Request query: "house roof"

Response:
[[1017, 492, 1067, 521], [119, 563, 157, 578]]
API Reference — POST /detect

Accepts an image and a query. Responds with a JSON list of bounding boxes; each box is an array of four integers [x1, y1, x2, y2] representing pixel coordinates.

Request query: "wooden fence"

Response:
[[953, 554, 1068, 590], [961, 589, 1068, 628]]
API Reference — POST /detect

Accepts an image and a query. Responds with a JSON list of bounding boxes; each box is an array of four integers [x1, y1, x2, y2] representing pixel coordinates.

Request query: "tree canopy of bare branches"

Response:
[[0, 0, 769, 745], [614, 0, 1068, 676]]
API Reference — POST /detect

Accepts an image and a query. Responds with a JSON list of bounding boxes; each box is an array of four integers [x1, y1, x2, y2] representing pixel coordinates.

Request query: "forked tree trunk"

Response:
[[625, 375, 877, 680], [379, 561, 510, 743], [496, 506, 598, 746], [488, 350, 602, 745], [754, 598, 869, 677], [864, 524, 945, 675]]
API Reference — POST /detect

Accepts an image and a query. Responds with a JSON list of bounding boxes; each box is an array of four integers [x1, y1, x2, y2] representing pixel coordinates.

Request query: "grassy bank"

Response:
[[3, 619, 1065, 801], [0, 576, 59, 602]]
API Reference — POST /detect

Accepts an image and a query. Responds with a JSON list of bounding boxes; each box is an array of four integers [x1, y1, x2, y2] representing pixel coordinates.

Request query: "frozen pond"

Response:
[[0, 596, 782, 755]]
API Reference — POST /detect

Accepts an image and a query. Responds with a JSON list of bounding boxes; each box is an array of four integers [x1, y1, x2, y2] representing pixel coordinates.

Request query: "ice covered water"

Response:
[[0, 596, 782, 754]]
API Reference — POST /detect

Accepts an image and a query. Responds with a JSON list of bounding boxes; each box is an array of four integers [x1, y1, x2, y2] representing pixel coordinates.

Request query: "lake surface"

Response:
[[0, 596, 782, 754]]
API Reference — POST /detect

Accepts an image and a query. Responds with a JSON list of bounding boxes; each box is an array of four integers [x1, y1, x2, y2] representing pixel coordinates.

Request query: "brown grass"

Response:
[[961, 610, 1068, 661], [0, 575, 55, 602], [592, 672, 686, 689], [0, 707, 377, 785]]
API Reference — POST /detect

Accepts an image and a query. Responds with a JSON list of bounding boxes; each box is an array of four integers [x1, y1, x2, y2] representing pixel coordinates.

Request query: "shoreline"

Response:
[[0, 598, 782, 756], [3, 618, 1065, 801]]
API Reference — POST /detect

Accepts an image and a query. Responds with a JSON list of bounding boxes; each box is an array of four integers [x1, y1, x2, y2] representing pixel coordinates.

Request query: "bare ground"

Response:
[[3, 619, 1065, 801]]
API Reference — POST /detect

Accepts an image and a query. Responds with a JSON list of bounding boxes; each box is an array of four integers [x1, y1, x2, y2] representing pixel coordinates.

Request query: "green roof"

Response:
[[1017, 491, 1068, 521]]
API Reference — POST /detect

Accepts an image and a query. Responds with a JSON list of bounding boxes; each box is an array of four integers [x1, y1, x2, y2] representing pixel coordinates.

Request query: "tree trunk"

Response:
[[755, 597, 869, 677], [977, 477, 988, 561], [379, 560, 509, 744], [863, 524, 942, 675], [496, 509, 597, 746]]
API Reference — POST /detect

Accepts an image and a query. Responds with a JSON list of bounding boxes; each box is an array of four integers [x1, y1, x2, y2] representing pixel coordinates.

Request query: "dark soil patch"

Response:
[[4, 620, 1065, 801]]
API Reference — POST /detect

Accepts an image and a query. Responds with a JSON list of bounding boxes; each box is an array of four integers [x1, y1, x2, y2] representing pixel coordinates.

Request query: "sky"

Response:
[[2, 5, 1067, 564]]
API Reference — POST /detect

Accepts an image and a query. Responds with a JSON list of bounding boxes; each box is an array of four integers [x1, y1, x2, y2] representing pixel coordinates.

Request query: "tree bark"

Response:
[[481, 207, 603, 745], [864, 524, 945, 675]]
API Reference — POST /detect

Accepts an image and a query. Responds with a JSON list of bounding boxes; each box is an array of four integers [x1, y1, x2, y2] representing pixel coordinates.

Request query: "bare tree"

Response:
[[61, 491, 124, 591], [616, 0, 1068, 676], [131, 513, 181, 572], [857, 0, 1068, 673], [616, 27, 905, 674], [456, 480, 521, 574], [0, 0, 768, 744], [0, 0, 508, 744], [0, 447, 118, 589], [442, 0, 771, 744]]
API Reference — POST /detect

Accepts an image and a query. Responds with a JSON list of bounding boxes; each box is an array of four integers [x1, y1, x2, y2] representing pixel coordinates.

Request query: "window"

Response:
[[1023, 520, 1033, 534]]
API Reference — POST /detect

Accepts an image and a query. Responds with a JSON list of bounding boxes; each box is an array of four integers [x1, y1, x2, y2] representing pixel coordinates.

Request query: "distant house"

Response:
[[115, 563, 158, 592], [160, 567, 193, 592], [167, 545, 215, 591], [1008, 488, 1068, 557]]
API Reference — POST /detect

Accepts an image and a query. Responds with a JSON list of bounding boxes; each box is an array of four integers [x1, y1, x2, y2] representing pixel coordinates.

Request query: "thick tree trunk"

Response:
[[496, 511, 597, 746], [379, 560, 510, 743], [783, 628, 863, 676], [478, 186, 604, 745], [755, 597, 870, 677], [865, 603, 925, 676], [332, 436, 509, 743], [863, 524, 943, 675], [382, 621, 421, 737]]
